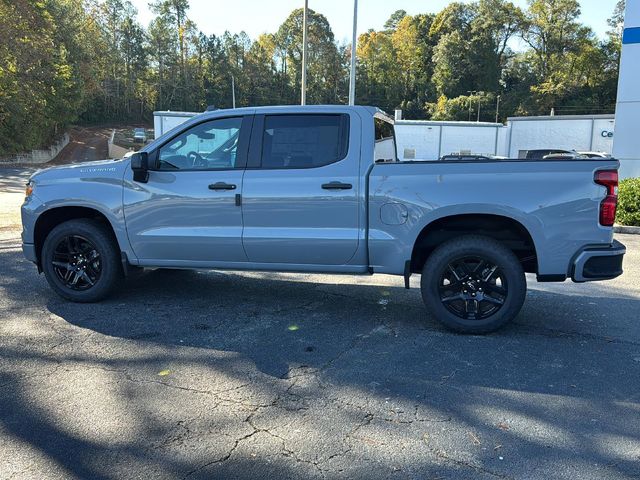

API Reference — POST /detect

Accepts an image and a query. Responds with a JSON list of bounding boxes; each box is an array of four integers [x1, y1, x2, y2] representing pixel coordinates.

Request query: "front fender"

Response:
[[22, 161, 137, 264]]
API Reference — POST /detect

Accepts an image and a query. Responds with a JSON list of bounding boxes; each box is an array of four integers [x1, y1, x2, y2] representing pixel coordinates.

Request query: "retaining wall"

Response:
[[0, 133, 70, 164]]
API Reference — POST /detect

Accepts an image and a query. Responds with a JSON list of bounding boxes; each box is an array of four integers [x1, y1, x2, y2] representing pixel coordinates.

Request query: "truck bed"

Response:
[[367, 157, 619, 277]]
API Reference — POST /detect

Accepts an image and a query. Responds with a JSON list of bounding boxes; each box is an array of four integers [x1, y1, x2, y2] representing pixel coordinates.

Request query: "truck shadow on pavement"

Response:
[[2, 249, 640, 479]]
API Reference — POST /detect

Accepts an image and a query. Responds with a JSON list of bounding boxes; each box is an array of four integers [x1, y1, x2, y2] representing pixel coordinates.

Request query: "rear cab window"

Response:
[[374, 115, 397, 163], [260, 114, 350, 169]]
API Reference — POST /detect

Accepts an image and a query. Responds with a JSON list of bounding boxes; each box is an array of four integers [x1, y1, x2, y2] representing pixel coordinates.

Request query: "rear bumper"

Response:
[[571, 240, 625, 282]]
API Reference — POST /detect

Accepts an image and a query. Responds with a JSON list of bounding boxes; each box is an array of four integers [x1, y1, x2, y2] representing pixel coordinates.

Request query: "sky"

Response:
[[130, 0, 619, 43]]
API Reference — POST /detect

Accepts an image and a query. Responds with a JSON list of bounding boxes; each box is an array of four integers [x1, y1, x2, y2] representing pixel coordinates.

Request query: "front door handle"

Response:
[[209, 182, 237, 191], [322, 181, 352, 190]]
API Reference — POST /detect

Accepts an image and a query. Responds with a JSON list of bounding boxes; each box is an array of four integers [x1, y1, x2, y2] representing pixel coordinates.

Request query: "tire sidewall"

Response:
[[42, 220, 120, 302], [421, 237, 526, 334]]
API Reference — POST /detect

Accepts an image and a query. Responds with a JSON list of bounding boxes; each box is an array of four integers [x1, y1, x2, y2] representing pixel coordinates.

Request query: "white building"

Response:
[[391, 114, 614, 161], [504, 114, 615, 158], [393, 119, 507, 160]]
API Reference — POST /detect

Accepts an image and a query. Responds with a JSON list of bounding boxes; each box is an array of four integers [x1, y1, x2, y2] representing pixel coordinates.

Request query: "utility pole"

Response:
[[477, 92, 482, 122], [231, 75, 236, 109], [348, 0, 358, 105], [495, 95, 501, 123], [467, 91, 476, 121], [301, 0, 308, 105]]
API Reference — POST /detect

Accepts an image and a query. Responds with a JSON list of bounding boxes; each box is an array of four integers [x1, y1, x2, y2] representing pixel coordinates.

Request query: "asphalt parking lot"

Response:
[[1, 167, 640, 479]]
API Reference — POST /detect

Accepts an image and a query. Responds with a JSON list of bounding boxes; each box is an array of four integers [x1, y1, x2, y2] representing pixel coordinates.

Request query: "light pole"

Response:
[[348, 0, 358, 106], [467, 90, 476, 121], [231, 75, 236, 109], [301, 0, 308, 105], [495, 95, 501, 123], [477, 91, 483, 122]]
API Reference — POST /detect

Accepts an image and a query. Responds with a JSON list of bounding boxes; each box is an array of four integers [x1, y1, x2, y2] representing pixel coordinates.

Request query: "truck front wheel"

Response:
[[420, 235, 526, 334], [41, 219, 122, 302]]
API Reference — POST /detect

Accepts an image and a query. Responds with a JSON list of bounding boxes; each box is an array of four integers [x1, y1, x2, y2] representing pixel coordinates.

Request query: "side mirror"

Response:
[[131, 151, 149, 183]]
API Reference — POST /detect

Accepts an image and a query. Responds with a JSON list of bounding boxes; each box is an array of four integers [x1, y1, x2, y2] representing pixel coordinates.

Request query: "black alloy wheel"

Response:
[[420, 235, 527, 334], [438, 256, 507, 320], [42, 219, 122, 302], [51, 235, 102, 290]]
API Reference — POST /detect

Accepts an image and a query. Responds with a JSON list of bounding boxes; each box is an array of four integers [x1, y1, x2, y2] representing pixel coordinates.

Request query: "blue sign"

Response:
[[623, 27, 640, 44]]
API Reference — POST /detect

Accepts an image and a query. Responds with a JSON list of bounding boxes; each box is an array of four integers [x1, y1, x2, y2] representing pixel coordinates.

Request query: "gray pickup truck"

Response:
[[21, 105, 626, 333]]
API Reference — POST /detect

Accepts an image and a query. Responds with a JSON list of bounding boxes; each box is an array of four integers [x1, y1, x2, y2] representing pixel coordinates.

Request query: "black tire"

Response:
[[41, 219, 122, 302], [420, 235, 526, 334]]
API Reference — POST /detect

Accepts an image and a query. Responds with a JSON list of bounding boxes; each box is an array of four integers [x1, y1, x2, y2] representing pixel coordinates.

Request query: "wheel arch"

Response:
[[34, 206, 121, 268], [410, 213, 538, 274]]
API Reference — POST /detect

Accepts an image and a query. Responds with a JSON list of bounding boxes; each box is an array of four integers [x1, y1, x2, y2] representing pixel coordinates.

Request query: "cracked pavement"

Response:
[[1, 168, 640, 479]]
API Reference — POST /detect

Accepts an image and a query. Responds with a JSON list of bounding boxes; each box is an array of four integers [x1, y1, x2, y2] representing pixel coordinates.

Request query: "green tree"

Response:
[[523, 0, 584, 78], [384, 9, 407, 31], [473, 0, 524, 92], [433, 31, 473, 98], [147, 15, 177, 110], [356, 30, 399, 111], [274, 8, 345, 104], [522, 0, 605, 113], [0, 0, 624, 155], [0, 0, 103, 154], [244, 34, 281, 106], [150, 0, 190, 109], [427, 93, 495, 121]]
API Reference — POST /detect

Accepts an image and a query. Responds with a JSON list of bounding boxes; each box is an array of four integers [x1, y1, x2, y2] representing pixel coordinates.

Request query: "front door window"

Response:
[[158, 117, 243, 171]]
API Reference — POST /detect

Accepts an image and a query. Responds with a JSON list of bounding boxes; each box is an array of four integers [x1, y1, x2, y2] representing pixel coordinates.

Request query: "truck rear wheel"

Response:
[[41, 219, 122, 302], [420, 235, 526, 334]]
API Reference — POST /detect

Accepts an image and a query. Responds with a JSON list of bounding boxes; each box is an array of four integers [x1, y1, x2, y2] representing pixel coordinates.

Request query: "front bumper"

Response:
[[571, 240, 626, 282], [22, 242, 37, 263]]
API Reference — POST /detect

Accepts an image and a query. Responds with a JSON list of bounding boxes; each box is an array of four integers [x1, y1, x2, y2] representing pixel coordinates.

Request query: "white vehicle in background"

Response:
[[133, 128, 147, 144], [578, 151, 613, 159]]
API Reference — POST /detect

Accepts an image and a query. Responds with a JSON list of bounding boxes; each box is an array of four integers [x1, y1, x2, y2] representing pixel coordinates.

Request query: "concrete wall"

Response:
[[0, 133, 69, 164], [613, 1, 640, 178], [496, 126, 509, 157]]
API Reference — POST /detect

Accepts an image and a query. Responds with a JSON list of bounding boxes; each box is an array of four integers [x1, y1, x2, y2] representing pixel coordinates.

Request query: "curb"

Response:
[[614, 224, 640, 235]]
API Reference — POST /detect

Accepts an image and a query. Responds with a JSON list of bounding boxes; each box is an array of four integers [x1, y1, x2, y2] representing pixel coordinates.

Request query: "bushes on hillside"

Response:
[[617, 178, 640, 226]]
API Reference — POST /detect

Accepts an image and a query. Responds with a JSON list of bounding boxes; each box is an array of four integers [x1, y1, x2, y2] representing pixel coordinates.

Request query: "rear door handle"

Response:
[[322, 181, 352, 190], [208, 182, 237, 191]]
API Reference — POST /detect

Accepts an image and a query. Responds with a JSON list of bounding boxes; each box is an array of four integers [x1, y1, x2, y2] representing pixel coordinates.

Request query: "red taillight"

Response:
[[595, 170, 618, 227]]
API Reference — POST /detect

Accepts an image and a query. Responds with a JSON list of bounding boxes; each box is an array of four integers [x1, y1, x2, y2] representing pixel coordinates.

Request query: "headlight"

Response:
[[25, 181, 33, 198]]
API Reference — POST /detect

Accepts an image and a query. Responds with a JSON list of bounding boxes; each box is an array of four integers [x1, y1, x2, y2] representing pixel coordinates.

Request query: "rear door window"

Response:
[[259, 114, 349, 169]]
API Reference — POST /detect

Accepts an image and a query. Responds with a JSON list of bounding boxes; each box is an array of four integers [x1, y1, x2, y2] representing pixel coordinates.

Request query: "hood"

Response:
[[30, 157, 130, 183]]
